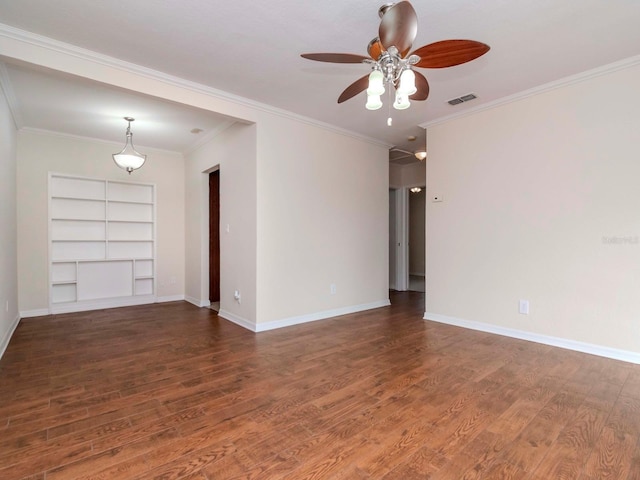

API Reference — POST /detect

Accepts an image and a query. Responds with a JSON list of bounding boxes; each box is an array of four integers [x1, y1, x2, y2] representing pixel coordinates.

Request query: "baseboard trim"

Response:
[[0, 314, 20, 360], [156, 295, 185, 303], [218, 299, 391, 333], [185, 296, 210, 308], [424, 312, 640, 365], [218, 310, 256, 332], [255, 299, 391, 333], [19, 308, 50, 318], [49, 295, 156, 315]]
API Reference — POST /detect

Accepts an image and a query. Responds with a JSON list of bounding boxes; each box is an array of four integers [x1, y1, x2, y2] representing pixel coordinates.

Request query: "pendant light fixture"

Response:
[[112, 117, 146, 174]]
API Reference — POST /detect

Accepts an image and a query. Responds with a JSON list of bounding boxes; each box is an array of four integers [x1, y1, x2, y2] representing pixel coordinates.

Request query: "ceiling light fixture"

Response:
[[112, 117, 146, 174], [410, 187, 422, 193], [414, 150, 427, 161], [365, 46, 419, 116]]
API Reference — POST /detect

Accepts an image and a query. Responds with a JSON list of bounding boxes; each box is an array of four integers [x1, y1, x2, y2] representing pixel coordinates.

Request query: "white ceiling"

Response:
[[0, 0, 639, 155]]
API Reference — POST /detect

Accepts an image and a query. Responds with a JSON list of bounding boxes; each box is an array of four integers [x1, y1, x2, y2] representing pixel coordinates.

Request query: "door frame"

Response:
[[390, 187, 409, 291]]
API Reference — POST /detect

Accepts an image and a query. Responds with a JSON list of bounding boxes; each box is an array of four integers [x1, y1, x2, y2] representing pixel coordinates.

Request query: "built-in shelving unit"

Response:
[[49, 173, 156, 313]]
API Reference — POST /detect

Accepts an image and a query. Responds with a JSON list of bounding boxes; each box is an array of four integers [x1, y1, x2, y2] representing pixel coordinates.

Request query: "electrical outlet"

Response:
[[330, 283, 337, 295], [519, 300, 530, 315], [234, 290, 241, 304]]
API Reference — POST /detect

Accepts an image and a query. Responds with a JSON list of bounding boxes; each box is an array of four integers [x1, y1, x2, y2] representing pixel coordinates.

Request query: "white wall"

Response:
[[256, 115, 390, 326], [426, 62, 640, 358], [184, 122, 257, 326], [0, 81, 19, 358], [401, 161, 426, 188], [389, 161, 426, 189], [17, 131, 185, 314], [187, 115, 390, 330], [389, 163, 403, 188]]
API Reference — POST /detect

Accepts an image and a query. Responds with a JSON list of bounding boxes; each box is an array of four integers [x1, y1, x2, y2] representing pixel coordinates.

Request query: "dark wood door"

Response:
[[209, 170, 220, 303]]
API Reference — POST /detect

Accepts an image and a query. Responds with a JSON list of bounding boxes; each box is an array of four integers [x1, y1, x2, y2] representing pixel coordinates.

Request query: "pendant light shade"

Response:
[[112, 117, 146, 174]]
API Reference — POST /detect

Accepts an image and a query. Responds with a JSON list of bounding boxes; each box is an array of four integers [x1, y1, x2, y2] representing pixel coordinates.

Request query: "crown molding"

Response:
[[0, 60, 24, 129], [0, 23, 390, 149], [422, 54, 640, 129], [19, 126, 184, 156]]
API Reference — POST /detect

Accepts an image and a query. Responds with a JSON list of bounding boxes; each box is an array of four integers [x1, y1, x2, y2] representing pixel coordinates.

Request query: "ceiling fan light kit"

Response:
[[301, 1, 489, 124]]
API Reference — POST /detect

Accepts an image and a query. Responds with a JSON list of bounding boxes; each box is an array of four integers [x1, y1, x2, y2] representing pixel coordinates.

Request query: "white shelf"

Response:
[[108, 220, 153, 224], [107, 199, 153, 205], [52, 239, 106, 243], [51, 196, 106, 202], [49, 174, 156, 310]]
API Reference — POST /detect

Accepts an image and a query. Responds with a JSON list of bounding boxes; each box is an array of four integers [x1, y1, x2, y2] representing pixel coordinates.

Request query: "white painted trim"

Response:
[[0, 314, 20, 360], [254, 300, 391, 333], [422, 54, 640, 129], [218, 310, 256, 332], [0, 23, 391, 149], [20, 127, 183, 156], [156, 294, 185, 303], [185, 296, 210, 308], [424, 312, 640, 365], [19, 308, 50, 318], [50, 295, 156, 314]]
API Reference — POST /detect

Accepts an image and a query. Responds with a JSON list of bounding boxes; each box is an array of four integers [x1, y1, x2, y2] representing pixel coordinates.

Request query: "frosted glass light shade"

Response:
[[113, 138, 146, 174], [112, 118, 147, 174], [366, 94, 383, 110], [393, 92, 410, 110], [113, 152, 146, 172], [398, 69, 417, 95], [366, 70, 385, 96]]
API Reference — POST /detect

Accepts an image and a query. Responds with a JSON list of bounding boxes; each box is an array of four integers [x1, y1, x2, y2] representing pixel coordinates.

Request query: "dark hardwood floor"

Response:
[[1, 292, 639, 479]]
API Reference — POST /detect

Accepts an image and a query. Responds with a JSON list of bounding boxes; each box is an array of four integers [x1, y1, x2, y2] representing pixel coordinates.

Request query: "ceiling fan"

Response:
[[301, 1, 489, 114]]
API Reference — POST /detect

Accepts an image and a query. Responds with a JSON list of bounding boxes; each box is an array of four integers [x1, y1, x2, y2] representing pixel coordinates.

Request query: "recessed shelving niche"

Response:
[[49, 173, 156, 313]]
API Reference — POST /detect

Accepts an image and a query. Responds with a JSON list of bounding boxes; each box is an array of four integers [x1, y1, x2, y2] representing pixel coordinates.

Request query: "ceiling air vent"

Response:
[[448, 93, 477, 106]]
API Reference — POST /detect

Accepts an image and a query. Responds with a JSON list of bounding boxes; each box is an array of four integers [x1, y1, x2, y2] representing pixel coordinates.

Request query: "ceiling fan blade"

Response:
[[411, 40, 490, 68], [378, 1, 418, 57], [367, 37, 384, 61], [338, 75, 370, 104], [410, 71, 430, 101], [301, 53, 370, 64]]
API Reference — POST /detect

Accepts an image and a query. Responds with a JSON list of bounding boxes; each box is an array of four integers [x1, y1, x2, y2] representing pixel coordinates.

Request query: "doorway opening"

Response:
[[209, 170, 220, 311], [408, 187, 426, 292]]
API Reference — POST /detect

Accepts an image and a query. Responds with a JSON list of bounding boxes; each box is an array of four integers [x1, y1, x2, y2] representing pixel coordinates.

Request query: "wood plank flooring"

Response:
[[1, 292, 639, 479]]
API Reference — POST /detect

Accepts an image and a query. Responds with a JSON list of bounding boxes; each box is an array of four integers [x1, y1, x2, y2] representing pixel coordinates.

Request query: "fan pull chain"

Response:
[[387, 87, 393, 126]]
